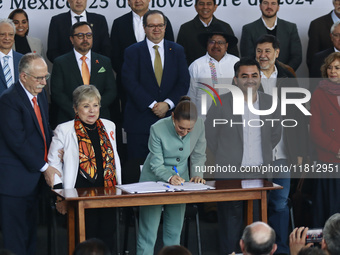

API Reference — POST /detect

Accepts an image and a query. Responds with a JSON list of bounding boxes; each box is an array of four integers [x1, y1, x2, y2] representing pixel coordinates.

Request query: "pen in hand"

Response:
[[173, 166, 184, 186]]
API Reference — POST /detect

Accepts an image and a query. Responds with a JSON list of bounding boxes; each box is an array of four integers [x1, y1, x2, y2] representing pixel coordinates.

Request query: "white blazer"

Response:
[[48, 119, 122, 189]]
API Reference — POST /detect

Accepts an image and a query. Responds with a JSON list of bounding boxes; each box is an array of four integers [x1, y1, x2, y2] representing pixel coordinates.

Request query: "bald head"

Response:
[[240, 222, 277, 255]]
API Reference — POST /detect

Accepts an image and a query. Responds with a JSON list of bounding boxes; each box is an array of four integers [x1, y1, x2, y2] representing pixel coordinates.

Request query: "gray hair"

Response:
[[18, 53, 45, 74], [330, 21, 340, 34], [0, 18, 16, 34], [323, 213, 340, 255], [73, 85, 101, 109]]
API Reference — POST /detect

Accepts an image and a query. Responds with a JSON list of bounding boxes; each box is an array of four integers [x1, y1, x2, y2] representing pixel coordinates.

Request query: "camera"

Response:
[[306, 229, 323, 244]]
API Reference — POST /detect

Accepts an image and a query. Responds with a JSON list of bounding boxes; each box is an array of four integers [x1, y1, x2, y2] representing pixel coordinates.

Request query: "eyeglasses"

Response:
[[145, 24, 165, 29], [332, 33, 340, 39], [25, 72, 50, 82], [73, 33, 93, 39], [208, 40, 227, 46]]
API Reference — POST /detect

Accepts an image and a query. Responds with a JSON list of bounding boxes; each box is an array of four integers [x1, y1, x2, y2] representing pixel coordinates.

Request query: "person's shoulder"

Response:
[[212, 16, 232, 27], [113, 11, 131, 23], [55, 120, 75, 131], [12, 50, 23, 59], [151, 116, 171, 131], [50, 11, 69, 21], [165, 40, 182, 49], [277, 17, 297, 27], [54, 51, 74, 63], [86, 11, 107, 20], [310, 11, 332, 24], [190, 55, 206, 68], [179, 17, 196, 29], [92, 52, 111, 63], [101, 118, 116, 129], [242, 17, 261, 28]]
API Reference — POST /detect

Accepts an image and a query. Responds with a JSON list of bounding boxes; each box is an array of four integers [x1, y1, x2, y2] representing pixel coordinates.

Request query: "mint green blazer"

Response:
[[140, 116, 206, 182]]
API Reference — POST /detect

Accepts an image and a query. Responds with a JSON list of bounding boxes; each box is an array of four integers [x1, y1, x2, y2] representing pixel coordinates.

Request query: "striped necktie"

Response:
[[209, 58, 218, 86], [3, 56, 13, 88]]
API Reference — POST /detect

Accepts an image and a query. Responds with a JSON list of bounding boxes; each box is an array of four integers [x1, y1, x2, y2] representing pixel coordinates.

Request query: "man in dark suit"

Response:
[[255, 34, 308, 255], [47, 0, 110, 63], [0, 53, 61, 255], [0, 19, 23, 95], [122, 10, 190, 160], [306, 0, 340, 70], [240, 0, 302, 71], [205, 58, 281, 254], [50, 21, 116, 127], [177, 0, 239, 66], [110, 0, 175, 163], [310, 22, 340, 84]]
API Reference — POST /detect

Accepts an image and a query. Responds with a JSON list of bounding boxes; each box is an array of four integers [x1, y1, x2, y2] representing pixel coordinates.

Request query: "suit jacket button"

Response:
[[332, 129, 335, 132], [179, 148, 183, 151], [330, 112, 333, 115], [176, 158, 180, 162]]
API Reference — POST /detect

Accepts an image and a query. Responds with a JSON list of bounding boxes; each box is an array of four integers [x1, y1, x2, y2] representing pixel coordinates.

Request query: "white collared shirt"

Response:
[[74, 49, 92, 76], [188, 52, 239, 119], [132, 11, 145, 42], [332, 10, 340, 23], [0, 50, 15, 87], [241, 95, 263, 167], [199, 17, 213, 27], [261, 16, 277, 30], [146, 38, 164, 69], [70, 10, 87, 25], [260, 66, 287, 161]]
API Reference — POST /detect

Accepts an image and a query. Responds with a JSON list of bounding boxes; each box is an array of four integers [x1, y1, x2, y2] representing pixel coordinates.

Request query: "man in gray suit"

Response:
[[240, 0, 302, 71], [205, 57, 281, 254]]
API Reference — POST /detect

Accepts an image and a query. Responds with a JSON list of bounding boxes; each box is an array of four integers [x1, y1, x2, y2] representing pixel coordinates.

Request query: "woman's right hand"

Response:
[[56, 200, 68, 215], [169, 175, 185, 185]]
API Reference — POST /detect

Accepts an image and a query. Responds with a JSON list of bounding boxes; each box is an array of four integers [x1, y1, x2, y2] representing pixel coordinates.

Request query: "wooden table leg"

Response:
[[68, 203, 75, 255], [246, 200, 254, 225], [260, 191, 268, 223], [77, 201, 86, 243]]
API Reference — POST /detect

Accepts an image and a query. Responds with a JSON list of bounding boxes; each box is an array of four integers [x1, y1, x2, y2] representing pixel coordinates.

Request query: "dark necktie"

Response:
[[75, 15, 83, 23], [32, 97, 47, 161]]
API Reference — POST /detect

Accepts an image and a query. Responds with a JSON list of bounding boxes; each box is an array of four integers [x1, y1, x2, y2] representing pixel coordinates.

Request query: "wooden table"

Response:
[[53, 179, 281, 255]]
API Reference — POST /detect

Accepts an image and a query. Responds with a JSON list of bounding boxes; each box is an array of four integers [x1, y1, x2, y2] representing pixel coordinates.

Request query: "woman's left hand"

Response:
[[190, 176, 206, 184]]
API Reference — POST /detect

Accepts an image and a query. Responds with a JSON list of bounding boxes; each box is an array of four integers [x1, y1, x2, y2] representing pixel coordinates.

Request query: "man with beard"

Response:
[[47, 0, 111, 63], [255, 34, 308, 255], [240, 0, 302, 71], [205, 57, 281, 254], [307, 0, 340, 71], [50, 22, 116, 126]]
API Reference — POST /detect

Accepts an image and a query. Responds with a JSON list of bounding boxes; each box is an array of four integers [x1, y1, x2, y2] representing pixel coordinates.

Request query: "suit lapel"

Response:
[[15, 82, 42, 137], [13, 52, 20, 82], [127, 12, 138, 44], [70, 52, 84, 85], [162, 40, 171, 86], [90, 52, 99, 82], [141, 40, 157, 84], [0, 61, 6, 89]]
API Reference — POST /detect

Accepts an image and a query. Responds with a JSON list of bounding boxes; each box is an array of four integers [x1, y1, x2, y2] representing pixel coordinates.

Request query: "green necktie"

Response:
[[153, 45, 163, 86]]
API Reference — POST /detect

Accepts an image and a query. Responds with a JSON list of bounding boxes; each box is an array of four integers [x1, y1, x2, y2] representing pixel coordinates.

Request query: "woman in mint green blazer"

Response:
[[137, 96, 206, 255]]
